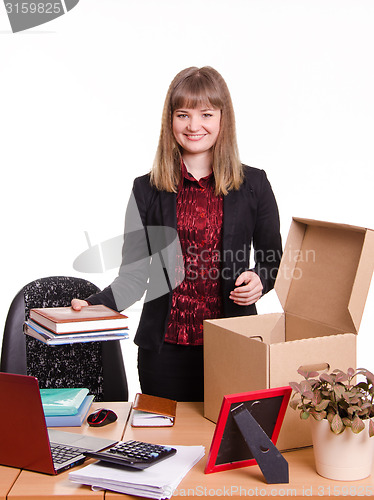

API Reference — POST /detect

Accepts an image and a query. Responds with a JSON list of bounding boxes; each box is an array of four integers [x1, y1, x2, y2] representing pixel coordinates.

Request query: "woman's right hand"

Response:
[[71, 299, 89, 311]]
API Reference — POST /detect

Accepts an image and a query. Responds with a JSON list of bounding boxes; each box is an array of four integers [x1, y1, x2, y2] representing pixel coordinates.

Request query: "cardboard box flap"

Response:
[[204, 314, 285, 344], [292, 217, 371, 233], [348, 229, 374, 331], [275, 218, 373, 334], [275, 218, 306, 309]]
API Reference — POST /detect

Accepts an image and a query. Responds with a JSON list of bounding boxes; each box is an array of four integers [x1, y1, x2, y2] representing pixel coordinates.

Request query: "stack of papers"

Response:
[[132, 411, 174, 427], [69, 445, 205, 499]]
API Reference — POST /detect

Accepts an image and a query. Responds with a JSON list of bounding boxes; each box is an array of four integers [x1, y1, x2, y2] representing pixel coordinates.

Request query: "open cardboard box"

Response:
[[204, 218, 374, 450]]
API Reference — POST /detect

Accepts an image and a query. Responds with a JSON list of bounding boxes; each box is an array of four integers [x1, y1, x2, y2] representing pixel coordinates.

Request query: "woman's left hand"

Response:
[[229, 271, 263, 306]]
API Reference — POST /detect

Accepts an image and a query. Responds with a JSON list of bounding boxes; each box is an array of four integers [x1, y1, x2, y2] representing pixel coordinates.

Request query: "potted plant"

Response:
[[289, 366, 374, 481]]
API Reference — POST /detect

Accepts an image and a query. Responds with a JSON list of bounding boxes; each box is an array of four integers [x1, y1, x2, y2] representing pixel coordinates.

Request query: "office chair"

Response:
[[0, 276, 128, 402]]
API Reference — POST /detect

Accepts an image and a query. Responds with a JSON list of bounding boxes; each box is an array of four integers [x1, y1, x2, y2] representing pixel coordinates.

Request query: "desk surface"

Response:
[[0, 466, 19, 500], [109, 402, 374, 499], [2, 401, 374, 499]]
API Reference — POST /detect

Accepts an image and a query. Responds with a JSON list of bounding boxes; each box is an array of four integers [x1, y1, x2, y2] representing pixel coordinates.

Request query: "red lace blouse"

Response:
[[164, 163, 224, 345]]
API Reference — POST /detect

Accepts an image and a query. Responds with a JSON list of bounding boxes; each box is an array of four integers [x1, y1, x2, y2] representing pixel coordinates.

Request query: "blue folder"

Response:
[[40, 387, 89, 416], [45, 395, 94, 427]]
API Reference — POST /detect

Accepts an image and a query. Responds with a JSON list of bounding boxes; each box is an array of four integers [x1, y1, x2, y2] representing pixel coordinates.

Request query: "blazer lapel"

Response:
[[159, 191, 177, 228], [223, 189, 239, 252], [157, 191, 178, 292]]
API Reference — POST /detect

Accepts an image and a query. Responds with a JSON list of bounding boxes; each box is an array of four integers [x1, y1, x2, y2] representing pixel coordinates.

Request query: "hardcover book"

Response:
[[29, 305, 128, 334]]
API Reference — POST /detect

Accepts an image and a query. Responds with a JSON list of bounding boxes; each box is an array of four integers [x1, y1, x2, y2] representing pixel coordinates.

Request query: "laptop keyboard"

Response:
[[50, 444, 85, 464]]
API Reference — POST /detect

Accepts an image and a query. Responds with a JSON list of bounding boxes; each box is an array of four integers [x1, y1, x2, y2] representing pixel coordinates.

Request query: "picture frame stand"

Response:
[[231, 403, 289, 484]]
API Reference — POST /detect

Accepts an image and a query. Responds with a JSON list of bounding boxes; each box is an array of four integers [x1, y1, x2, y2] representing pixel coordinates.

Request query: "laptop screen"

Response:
[[0, 373, 55, 474], [0, 373, 119, 475]]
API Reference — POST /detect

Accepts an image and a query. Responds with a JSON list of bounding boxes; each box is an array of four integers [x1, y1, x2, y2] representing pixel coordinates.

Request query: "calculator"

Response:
[[83, 439, 177, 469]]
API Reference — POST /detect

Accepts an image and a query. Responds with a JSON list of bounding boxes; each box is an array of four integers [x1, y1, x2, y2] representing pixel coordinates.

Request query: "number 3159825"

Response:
[[5, 3, 62, 14]]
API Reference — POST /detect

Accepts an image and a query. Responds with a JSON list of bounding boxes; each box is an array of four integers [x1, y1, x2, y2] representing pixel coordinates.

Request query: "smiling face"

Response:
[[172, 106, 221, 157]]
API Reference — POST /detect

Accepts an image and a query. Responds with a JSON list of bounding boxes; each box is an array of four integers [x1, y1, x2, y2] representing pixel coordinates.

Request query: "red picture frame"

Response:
[[205, 386, 292, 474]]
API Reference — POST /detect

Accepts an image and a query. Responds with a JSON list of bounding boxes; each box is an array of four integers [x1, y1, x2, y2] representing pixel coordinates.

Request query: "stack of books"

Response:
[[41, 387, 94, 427], [24, 304, 129, 345]]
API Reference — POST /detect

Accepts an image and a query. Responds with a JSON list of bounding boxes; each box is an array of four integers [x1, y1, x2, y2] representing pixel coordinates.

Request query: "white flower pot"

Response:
[[310, 418, 374, 481]]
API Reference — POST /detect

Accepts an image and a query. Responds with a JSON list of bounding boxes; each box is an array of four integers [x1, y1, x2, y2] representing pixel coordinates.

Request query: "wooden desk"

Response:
[[6, 402, 132, 500], [0, 467, 20, 500], [2, 402, 374, 499], [108, 402, 374, 500]]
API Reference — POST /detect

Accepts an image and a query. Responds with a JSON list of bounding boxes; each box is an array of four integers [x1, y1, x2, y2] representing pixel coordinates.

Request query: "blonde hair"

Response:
[[150, 66, 243, 195]]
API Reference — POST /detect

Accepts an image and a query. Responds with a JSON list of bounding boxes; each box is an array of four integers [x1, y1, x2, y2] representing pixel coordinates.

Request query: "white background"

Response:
[[0, 0, 373, 400]]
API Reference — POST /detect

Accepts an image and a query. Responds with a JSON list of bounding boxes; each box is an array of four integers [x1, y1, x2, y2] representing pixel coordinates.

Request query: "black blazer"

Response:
[[88, 165, 282, 352]]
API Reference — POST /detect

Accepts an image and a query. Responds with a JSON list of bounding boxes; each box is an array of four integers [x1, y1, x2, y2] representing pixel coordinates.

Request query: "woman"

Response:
[[72, 66, 282, 401]]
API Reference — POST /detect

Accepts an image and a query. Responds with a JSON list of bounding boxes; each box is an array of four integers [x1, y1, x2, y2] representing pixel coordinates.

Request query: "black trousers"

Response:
[[137, 343, 204, 402]]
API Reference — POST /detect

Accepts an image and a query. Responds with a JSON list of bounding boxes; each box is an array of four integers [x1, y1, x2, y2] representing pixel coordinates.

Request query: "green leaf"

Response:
[[300, 411, 310, 420], [347, 396, 361, 405], [327, 411, 335, 423], [310, 410, 326, 421], [314, 389, 322, 401], [347, 368, 355, 378], [289, 381, 302, 394], [351, 416, 365, 434], [289, 398, 300, 410], [331, 414, 344, 434], [366, 372, 374, 386], [315, 400, 330, 411], [361, 403, 372, 410], [320, 373, 334, 385], [303, 391, 315, 400], [334, 372, 349, 383], [342, 418, 352, 427], [297, 367, 319, 379], [334, 385, 346, 399], [347, 405, 360, 416], [369, 419, 374, 437], [300, 380, 313, 394], [358, 408, 369, 417]]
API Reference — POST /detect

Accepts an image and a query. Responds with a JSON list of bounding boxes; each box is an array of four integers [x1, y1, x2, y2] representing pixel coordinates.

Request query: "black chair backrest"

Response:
[[1, 276, 128, 402]]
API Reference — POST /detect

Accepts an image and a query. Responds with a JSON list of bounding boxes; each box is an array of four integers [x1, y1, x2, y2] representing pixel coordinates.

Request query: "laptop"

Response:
[[0, 373, 118, 475]]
